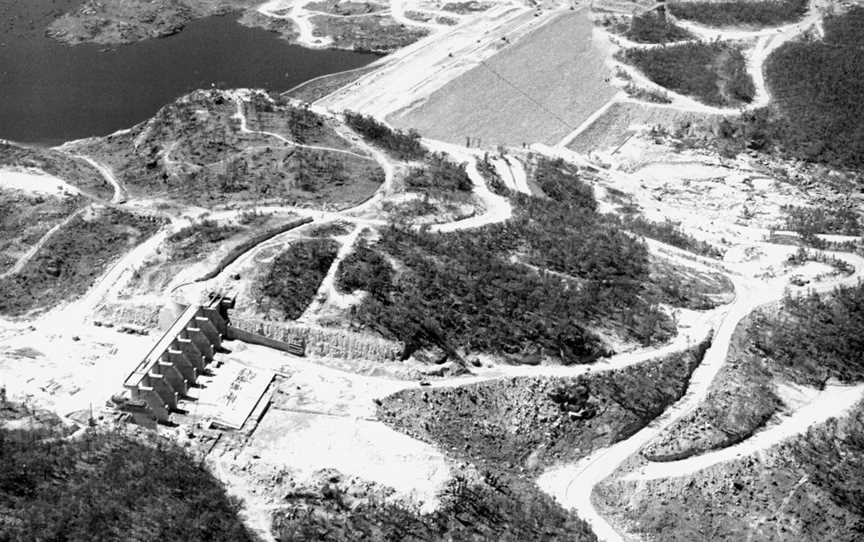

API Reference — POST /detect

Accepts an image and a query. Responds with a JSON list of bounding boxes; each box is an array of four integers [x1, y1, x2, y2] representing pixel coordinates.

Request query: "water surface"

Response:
[[0, 1, 377, 144]]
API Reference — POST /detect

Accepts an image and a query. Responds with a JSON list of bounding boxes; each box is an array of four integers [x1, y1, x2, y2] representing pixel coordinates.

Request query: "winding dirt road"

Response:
[[537, 247, 864, 542]]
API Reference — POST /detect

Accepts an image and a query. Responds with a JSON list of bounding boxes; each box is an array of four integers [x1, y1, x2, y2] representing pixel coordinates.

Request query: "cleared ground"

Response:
[[388, 9, 616, 146]]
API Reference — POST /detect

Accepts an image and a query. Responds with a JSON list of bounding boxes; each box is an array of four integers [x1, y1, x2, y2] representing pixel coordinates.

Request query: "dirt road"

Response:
[[537, 247, 864, 542]]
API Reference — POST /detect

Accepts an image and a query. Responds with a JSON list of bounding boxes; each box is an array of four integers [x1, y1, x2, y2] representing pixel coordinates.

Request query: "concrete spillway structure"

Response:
[[123, 297, 232, 422]]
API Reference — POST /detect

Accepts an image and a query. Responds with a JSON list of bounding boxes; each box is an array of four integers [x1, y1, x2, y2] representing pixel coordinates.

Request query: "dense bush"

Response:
[[404, 153, 473, 193], [620, 215, 725, 258], [167, 219, 243, 261], [343, 111, 427, 160], [753, 282, 864, 386], [335, 239, 393, 295], [197, 217, 312, 282], [0, 428, 253, 541], [350, 226, 610, 362], [783, 204, 861, 238], [699, 8, 864, 170], [273, 471, 598, 542], [259, 239, 339, 319], [0, 209, 162, 316], [477, 155, 508, 195], [760, 7, 864, 169], [626, 9, 696, 43], [668, 0, 809, 27], [347, 187, 675, 361], [532, 157, 596, 211], [378, 341, 710, 472], [620, 41, 755, 106]]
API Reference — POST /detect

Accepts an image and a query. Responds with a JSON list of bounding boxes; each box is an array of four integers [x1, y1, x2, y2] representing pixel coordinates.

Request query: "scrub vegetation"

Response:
[[0, 425, 253, 541], [273, 471, 598, 542], [668, 0, 809, 27], [344, 111, 426, 160], [697, 8, 864, 170], [66, 90, 384, 208], [619, 41, 755, 107], [257, 239, 339, 320], [340, 158, 681, 362], [0, 207, 163, 317]]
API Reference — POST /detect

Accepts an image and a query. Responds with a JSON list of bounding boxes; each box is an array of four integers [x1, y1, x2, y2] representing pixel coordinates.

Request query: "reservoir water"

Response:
[[0, 1, 378, 145]]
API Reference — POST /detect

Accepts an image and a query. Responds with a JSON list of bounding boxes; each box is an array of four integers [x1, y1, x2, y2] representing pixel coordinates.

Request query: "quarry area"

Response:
[[4, 0, 864, 541]]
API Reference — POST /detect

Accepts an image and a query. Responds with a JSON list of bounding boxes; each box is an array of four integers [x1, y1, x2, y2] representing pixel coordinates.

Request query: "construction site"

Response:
[[2, 0, 864, 540]]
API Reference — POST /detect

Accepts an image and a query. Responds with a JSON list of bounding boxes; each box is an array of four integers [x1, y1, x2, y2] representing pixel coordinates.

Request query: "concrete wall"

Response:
[[229, 316, 403, 362]]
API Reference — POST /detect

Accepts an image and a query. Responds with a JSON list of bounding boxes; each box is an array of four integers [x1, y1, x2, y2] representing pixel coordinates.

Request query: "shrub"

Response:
[[783, 204, 861, 238], [532, 157, 596, 210], [343, 111, 426, 160], [668, 0, 809, 27], [753, 282, 864, 385], [0, 428, 253, 541], [626, 9, 696, 43], [759, 7, 864, 169], [347, 190, 676, 361], [0, 209, 162, 316], [167, 219, 243, 261], [620, 41, 755, 106], [335, 239, 393, 295], [620, 215, 725, 258], [259, 239, 339, 319], [273, 471, 598, 542], [404, 153, 473, 193]]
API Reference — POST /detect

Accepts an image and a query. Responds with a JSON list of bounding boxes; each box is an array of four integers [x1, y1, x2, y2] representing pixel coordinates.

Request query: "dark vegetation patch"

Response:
[[274, 470, 597, 542], [668, 0, 809, 27], [67, 90, 383, 208], [0, 141, 113, 200], [619, 41, 755, 106], [645, 257, 735, 310], [599, 398, 864, 542], [604, 10, 696, 44], [196, 216, 312, 283], [305, 0, 384, 16], [335, 239, 393, 294], [623, 83, 673, 104], [0, 189, 85, 274], [643, 313, 781, 461], [696, 8, 864, 170], [306, 220, 353, 237], [167, 219, 244, 262], [240, 94, 353, 149], [257, 239, 339, 320], [309, 13, 428, 53], [620, 215, 725, 258], [404, 153, 473, 194], [0, 426, 253, 542], [441, 1, 490, 13], [646, 282, 864, 461], [782, 204, 861, 237], [382, 196, 470, 226], [378, 340, 710, 474], [344, 160, 680, 361], [343, 111, 426, 160], [753, 283, 864, 386], [0, 207, 163, 317], [531, 157, 597, 211], [347, 226, 613, 363], [785, 247, 855, 276], [476, 154, 506, 194]]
